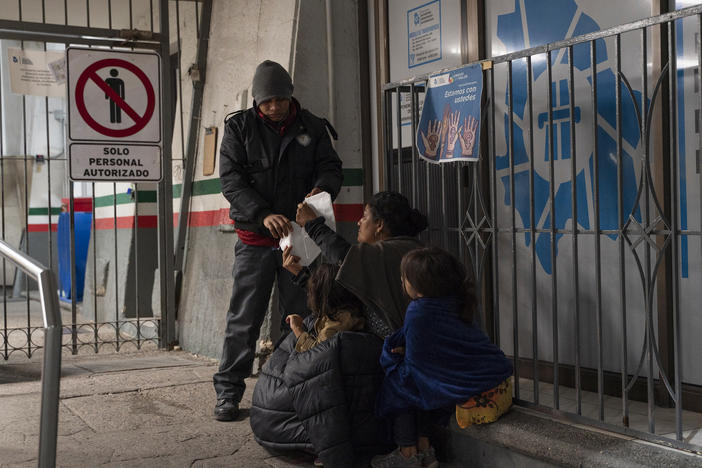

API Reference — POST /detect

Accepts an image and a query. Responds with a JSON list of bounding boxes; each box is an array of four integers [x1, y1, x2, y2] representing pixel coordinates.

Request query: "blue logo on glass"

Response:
[[495, 0, 642, 274]]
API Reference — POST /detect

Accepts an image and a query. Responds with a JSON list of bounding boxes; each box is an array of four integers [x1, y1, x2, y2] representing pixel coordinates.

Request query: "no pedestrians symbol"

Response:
[[67, 48, 162, 182], [68, 48, 161, 144], [75, 58, 156, 138]]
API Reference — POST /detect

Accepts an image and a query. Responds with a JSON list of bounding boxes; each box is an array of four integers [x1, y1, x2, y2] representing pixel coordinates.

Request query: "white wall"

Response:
[[176, 0, 299, 357]]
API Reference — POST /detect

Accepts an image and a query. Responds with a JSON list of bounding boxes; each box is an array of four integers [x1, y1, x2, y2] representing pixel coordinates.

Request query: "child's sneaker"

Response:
[[370, 448, 421, 468], [418, 446, 439, 468]]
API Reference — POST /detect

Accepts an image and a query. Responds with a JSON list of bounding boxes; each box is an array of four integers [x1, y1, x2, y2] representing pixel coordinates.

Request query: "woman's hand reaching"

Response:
[[296, 202, 318, 227]]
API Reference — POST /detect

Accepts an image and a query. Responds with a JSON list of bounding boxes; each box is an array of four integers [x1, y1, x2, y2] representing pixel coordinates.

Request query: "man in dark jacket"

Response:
[[214, 60, 343, 421]]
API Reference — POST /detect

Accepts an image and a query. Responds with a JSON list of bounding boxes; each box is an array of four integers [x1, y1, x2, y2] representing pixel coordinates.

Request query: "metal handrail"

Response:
[[0, 240, 61, 468]]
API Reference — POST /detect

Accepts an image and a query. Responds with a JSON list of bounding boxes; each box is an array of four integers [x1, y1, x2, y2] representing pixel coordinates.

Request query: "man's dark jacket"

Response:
[[250, 327, 392, 468], [219, 105, 343, 234]]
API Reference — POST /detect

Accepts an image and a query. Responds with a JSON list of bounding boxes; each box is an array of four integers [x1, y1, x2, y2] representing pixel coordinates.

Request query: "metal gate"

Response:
[[383, 5, 702, 453], [0, 0, 207, 360]]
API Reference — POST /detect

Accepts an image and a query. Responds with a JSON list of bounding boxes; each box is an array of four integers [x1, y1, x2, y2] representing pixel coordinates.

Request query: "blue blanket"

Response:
[[377, 297, 513, 416]]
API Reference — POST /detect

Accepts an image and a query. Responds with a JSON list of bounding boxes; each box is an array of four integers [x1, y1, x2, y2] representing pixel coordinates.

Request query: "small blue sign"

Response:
[[416, 63, 483, 163], [407, 0, 442, 69]]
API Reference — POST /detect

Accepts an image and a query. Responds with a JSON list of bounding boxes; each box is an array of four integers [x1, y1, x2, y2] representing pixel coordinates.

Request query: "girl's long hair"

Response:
[[400, 247, 476, 323], [307, 263, 365, 320]]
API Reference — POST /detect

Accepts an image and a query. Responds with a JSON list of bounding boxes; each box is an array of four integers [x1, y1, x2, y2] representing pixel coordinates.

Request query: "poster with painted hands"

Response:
[[416, 63, 483, 163]]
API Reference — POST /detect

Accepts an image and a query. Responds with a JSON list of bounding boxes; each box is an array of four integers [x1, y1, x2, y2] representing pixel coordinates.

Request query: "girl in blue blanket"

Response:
[[371, 247, 513, 468]]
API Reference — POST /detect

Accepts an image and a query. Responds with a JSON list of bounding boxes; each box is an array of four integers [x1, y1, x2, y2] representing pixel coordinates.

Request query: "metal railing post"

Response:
[[0, 240, 62, 467], [37, 269, 61, 468]]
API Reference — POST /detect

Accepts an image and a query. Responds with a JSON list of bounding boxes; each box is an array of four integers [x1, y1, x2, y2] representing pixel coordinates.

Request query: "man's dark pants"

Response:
[[213, 240, 309, 402]]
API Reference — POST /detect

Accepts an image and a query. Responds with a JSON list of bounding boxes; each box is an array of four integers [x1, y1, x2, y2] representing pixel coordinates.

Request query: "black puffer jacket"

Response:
[[250, 328, 392, 467], [219, 103, 343, 235]]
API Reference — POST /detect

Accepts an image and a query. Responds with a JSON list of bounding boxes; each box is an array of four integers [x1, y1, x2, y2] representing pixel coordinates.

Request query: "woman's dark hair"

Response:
[[367, 191, 428, 237], [307, 263, 365, 320], [400, 247, 476, 323]]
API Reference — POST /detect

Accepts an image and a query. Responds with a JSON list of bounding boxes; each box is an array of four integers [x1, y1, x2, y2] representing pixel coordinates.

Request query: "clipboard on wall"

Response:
[[203, 126, 218, 176]]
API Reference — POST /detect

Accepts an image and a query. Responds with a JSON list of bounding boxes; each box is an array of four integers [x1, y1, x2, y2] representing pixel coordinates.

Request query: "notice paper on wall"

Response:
[[279, 191, 336, 266], [7, 48, 66, 98]]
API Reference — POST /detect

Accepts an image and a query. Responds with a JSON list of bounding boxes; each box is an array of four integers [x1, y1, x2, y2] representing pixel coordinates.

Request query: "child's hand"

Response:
[[285, 314, 304, 337], [390, 347, 405, 355]]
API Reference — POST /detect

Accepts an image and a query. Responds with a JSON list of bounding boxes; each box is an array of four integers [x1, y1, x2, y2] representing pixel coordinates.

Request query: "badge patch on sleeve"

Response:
[[296, 134, 311, 147]]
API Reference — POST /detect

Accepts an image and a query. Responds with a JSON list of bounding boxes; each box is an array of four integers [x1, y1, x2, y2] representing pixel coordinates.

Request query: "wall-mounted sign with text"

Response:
[[407, 0, 442, 69], [66, 47, 162, 182], [7, 48, 66, 98]]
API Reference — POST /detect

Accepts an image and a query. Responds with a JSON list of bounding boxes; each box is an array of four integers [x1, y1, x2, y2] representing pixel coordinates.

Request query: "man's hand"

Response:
[[263, 214, 292, 238], [285, 314, 305, 338], [296, 203, 318, 227], [282, 246, 303, 276], [305, 187, 323, 198]]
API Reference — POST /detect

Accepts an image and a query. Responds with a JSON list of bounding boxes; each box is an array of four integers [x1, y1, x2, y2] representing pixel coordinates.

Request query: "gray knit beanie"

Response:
[[252, 60, 293, 104]]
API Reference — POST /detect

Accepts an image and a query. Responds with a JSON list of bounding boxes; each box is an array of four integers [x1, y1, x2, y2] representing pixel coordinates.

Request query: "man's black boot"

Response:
[[214, 399, 239, 421]]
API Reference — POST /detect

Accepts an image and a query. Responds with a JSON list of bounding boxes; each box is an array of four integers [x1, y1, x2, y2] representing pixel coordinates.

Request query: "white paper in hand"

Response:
[[279, 191, 336, 266]]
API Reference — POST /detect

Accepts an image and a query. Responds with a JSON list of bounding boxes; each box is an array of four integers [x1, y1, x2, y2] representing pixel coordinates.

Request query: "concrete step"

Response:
[[445, 406, 702, 467]]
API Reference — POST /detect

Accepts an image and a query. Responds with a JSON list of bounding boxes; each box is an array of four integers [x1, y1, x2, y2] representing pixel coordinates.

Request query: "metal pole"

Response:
[[489, 66, 500, 344], [174, 0, 213, 309], [546, 50, 559, 409], [568, 45, 581, 415], [69, 184, 77, 353], [642, 26, 655, 434], [590, 39, 604, 421], [527, 54, 539, 405], [37, 269, 61, 468], [615, 32, 630, 429], [159, 0, 177, 348], [507, 60, 519, 398], [396, 88, 403, 192], [667, 18, 682, 441], [325, 0, 335, 128]]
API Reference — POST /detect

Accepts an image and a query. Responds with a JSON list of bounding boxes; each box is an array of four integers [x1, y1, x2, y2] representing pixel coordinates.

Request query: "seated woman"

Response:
[[372, 247, 513, 468], [287, 190, 429, 336], [250, 192, 428, 468]]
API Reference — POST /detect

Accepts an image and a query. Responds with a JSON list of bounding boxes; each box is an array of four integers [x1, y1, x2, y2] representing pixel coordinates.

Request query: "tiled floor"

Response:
[[515, 378, 702, 446]]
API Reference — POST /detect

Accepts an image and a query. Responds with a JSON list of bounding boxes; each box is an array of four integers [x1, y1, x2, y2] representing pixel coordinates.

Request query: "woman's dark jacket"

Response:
[[250, 325, 391, 467], [219, 104, 343, 235], [250, 223, 423, 466], [301, 217, 423, 331]]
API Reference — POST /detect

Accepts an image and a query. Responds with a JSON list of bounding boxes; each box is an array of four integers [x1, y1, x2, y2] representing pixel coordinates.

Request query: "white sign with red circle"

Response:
[[67, 48, 162, 181]]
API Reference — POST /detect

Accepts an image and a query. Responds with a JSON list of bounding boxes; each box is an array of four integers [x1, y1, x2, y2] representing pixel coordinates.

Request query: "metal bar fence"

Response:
[[382, 4, 702, 453], [0, 0, 197, 359]]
